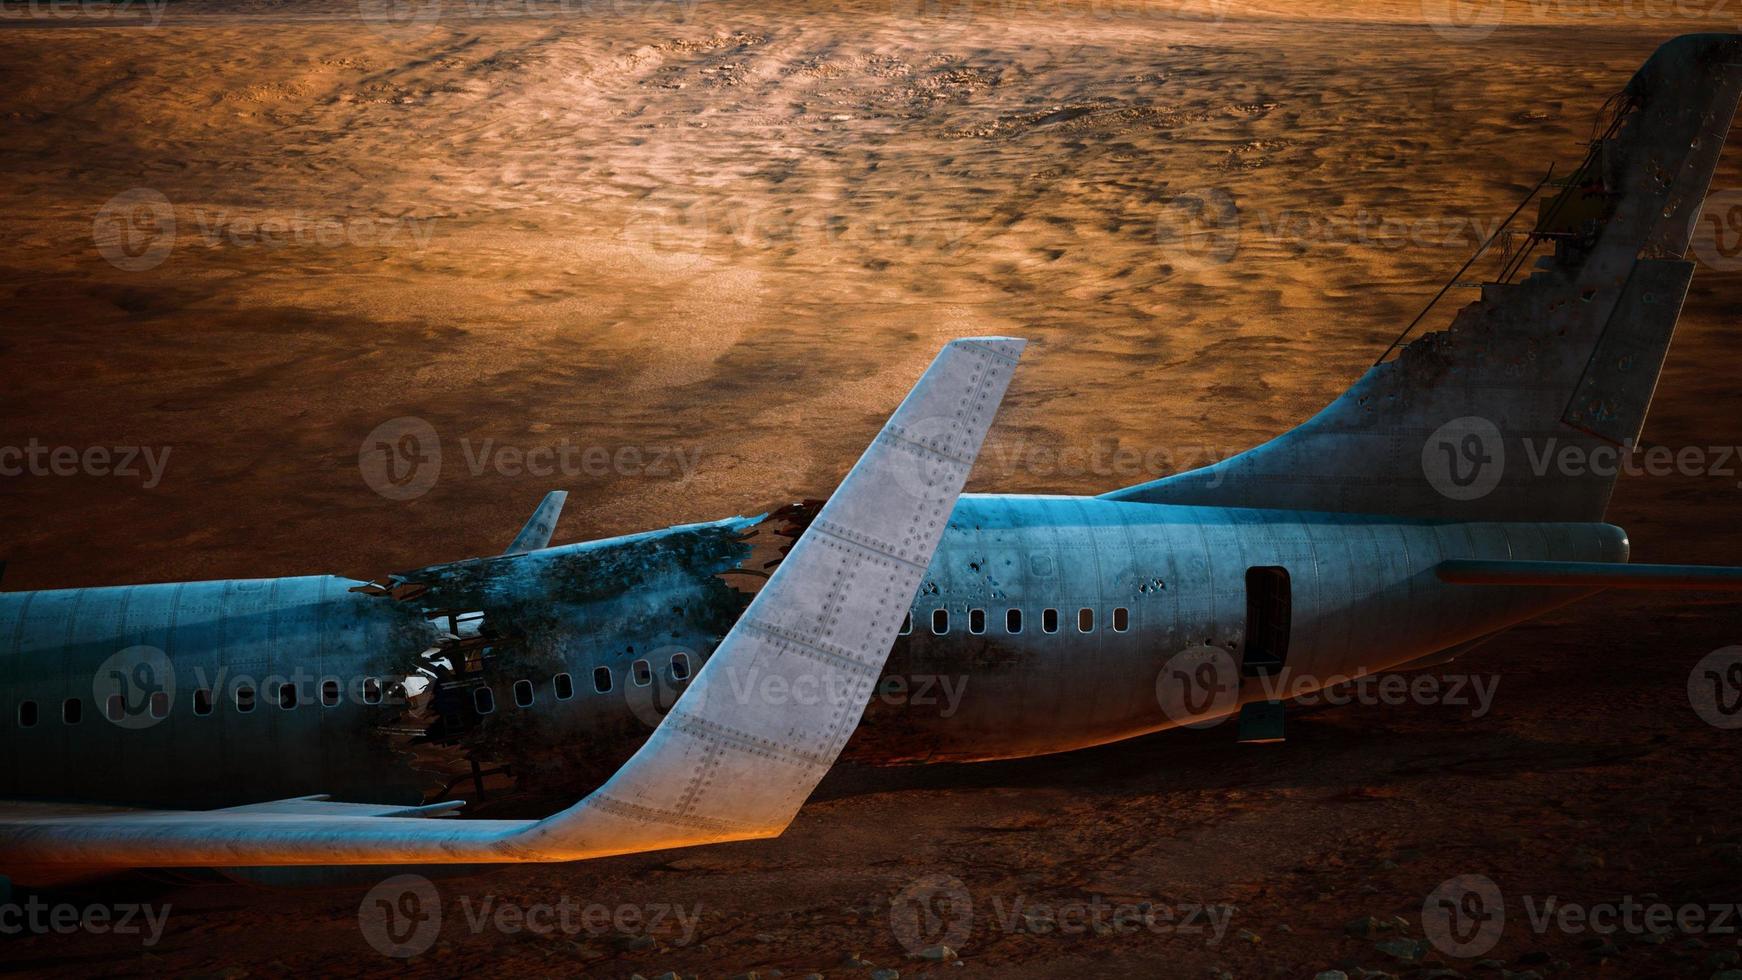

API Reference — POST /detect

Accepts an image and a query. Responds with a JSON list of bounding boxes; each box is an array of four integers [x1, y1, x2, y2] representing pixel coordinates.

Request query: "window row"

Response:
[[11, 653, 696, 727], [900, 606, 1130, 636], [474, 653, 692, 715]]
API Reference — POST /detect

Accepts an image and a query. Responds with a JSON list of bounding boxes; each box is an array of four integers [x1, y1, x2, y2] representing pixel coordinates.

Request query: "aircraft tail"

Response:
[[1106, 33, 1742, 521]]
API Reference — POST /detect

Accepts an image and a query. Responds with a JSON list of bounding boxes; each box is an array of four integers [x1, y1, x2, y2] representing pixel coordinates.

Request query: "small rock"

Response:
[[916, 945, 956, 962], [1235, 929, 1262, 944], [1345, 916, 1385, 938], [841, 953, 873, 968], [870, 971, 900, 980], [1277, 923, 1294, 934], [1475, 960, 1504, 971], [1314, 972, 1349, 980], [1375, 937, 1426, 962], [1590, 941, 1621, 958]]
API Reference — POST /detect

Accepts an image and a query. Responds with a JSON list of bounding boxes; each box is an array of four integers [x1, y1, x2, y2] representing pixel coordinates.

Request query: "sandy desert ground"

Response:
[[3, 0, 1742, 976]]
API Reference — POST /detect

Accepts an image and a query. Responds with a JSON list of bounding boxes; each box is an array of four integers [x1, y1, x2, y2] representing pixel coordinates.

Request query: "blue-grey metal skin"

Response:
[[0, 35, 1729, 822], [0, 497, 1626, 810]]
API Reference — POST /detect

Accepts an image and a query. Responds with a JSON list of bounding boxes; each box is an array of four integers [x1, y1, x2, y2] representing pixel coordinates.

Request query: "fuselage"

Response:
[[0, 494, 1625, 810]]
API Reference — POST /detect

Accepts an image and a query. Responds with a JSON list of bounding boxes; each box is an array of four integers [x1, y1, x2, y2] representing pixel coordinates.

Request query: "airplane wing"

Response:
[[0, 336, 1024, 879]]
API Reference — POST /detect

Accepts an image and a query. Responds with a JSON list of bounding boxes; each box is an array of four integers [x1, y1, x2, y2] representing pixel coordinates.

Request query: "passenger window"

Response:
[[1113, 607, 1130, 632], [632, 660, 653, 687], [900, 612, 912, 635], [1079, 608, 1094, 633], [473, 686, 496, 714], [16, 700, 36, 728], [1007, 608, 1022, 633], [278, 683, 298, 710], [932, 609, 949, 635], [671, 653, 691, 681], [149, 690, 170, 719], [193, 689, 212, 716], [593, 666, 613, 694], [362, 678, 383, 705], [969, 609, 986, 634], [235, 685, 256, 713], [1042, 608, 1059, 633], [106, 694, 126, 722], [513, 679, 534, 708], [554, 672, 575, 700], [62, 698, 82, 724], [321, 679, 341, 707]]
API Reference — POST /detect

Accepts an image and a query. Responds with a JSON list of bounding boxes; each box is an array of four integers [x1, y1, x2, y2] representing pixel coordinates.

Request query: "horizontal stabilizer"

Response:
[[1437, 559, 1742, 590]]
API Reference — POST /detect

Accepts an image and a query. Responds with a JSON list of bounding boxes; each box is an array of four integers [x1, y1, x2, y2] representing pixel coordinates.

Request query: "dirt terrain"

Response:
[[3, 0, 1742, 976]]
